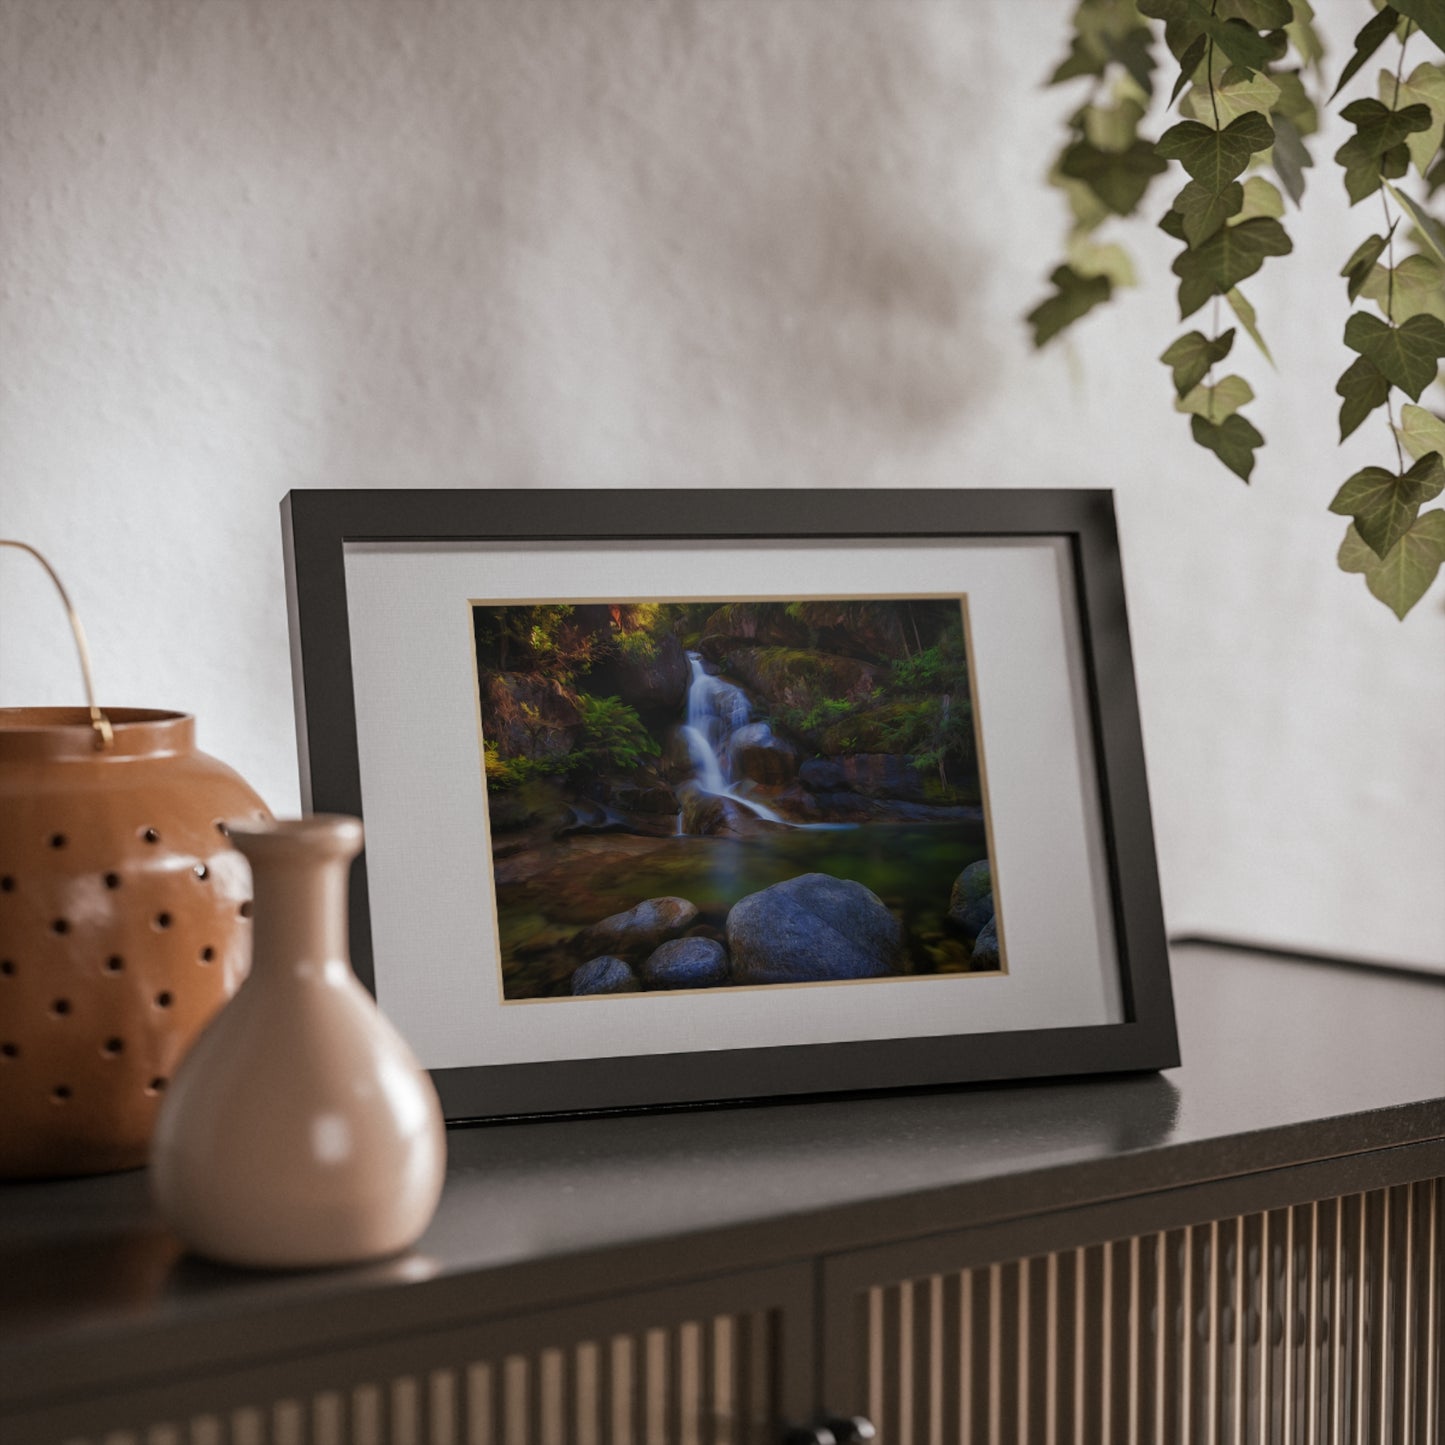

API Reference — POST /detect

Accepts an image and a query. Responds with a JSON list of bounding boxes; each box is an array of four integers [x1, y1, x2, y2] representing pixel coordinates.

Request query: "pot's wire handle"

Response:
[[0, 539, 113, 750]]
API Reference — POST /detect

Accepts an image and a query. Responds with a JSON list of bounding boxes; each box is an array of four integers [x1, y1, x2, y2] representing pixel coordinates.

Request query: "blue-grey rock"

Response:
[[641, 936, 731, 989], [571, 956, 640, 995], [970, 916, 1000, 970], [726, 872, 904, 984], [948, 860, 994, 940], [798, 758, 846, 793]]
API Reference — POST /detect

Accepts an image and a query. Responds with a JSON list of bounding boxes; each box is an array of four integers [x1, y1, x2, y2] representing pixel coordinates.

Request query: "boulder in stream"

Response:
[[727, 873, 904, 984], [571, 956, 641, 995], [575, 896, 699, 962], [641, 936, 731, 989], [947, 860, 994, 941], [970, 915, 1001, 970]]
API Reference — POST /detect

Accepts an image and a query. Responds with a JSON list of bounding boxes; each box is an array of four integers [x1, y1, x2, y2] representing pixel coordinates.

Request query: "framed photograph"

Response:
[[282, 489, 1177, 1121]]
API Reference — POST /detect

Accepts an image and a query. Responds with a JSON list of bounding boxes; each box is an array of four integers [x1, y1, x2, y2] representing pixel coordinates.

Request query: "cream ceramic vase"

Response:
[[150, 815, 446, 1268]]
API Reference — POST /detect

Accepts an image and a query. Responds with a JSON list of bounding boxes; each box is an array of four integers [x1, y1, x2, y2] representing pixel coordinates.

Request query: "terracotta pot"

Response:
[[0, 707, 270, 1178], [150, 815, 447, 1269]]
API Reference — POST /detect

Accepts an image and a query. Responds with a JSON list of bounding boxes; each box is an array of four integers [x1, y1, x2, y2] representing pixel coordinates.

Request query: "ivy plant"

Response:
[[1030, 0, 1445, 618]]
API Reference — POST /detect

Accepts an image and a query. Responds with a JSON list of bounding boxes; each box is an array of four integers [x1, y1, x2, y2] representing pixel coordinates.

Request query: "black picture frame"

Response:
[[281, 488, 1178, 1122]]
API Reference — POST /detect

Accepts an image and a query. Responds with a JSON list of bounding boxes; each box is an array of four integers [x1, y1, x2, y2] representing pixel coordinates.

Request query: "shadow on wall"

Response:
[[303, 0, 997, 488]]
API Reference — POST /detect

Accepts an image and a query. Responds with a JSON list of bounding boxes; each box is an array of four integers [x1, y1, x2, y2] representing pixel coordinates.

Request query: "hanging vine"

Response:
[[1029, 0, 1445, 618]]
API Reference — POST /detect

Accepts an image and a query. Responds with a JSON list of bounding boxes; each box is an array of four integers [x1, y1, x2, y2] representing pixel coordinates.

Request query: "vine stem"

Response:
[[1206, 7, 1220, 421], [1381, 24, 1413, 476]]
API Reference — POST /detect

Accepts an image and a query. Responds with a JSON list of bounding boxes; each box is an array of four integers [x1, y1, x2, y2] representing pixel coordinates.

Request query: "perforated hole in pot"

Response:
[[52, 1085, 72, 1102], [104, 955, 124, 973]]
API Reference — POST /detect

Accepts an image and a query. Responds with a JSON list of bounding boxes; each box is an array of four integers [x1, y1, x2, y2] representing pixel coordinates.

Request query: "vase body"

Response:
[[0, 708, 270, 1178], [150, 814, 447, 1269]]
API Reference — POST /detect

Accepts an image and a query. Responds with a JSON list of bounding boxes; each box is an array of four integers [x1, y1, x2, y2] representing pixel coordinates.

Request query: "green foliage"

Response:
[[1358, 251, 1445, 318], [576, 694, 659, 774], [1027, 265, 1114, 346], [1329, 451, 1445, 554], [1157, 112, 1275, 189], [483, 740, 569, 792], [1161, 327, 1237, 393], [1336, 354, 1392, 438], [1343, 310, 1445, 397], [1341, 230, 1393, 299], [1338, 508, 1445, 616], [1175, 372, 1254, 417], [1172, 216, 1294, 315], [1334, 97, 1432, 201], [1035, 0, 1445, 613], [1330, 5, 1401, 100], [1190, 411, 1266, 478]]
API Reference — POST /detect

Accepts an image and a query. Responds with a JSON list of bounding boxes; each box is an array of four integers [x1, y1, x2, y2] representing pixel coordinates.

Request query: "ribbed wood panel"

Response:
[[860, 1178, 1443, 1445], [60, 1308, 778, 1445]]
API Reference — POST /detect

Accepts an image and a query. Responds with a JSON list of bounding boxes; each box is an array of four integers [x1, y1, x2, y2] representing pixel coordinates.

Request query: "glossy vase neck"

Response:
[[228, 816, 363, 974]]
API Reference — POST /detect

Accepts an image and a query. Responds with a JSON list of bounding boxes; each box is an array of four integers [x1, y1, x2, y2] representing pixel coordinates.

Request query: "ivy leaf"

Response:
[[1271, 70, 1319, 139], [1138, 0, 1207, 64], [1217, 0, 1293, 25], [1335, 99, 1433, 204], [1285, 0, 1325, 72], [1384, 181, 1445, 265], [1175, 373, 1256, 420], [1270, 112, 1314, 205], [1157, 112, 1275, 190], [1170, 33, 1209, 105], [1181, 67, 1282, 126], [1084, 98, 1147, 152], [1235, 175, 1285, 222], [1341, 232, 1391, 302], [1160, 328, 1237, 395], [1337, 510, 1445, 618], [1159, 207, 1188, 241], [1336, 355, 1392, 439], [1329, 453, 1445, 558], [1330, 4, 1401, 101], [1381, 62, 1445, 174], [1396, 402, 1445, 460], [1200, 11, 1284, 74], [1226, 286, 1274, 363], [1343, 311, 1445, 399], [1026, 265, 1114, 347], [1393, 0, 1445, 56], [1066, 236, 1138, 287], [1191, 412, 1265, 481], [1178, 178, 1246, 244], [1359, 253, 1445, 322], [1060, 138, 1170, 215], [1102, 27, 1159, 97], [1172, 216, 1293, 318], [1051, 33, 1109, 85]]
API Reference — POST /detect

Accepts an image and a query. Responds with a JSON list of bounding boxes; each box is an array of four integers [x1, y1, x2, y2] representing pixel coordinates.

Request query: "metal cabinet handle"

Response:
[[784, 1417, 876, 1445]]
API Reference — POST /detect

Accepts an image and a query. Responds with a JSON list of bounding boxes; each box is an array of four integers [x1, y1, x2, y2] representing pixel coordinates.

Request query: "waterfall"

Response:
[[679, 652, 788, 827]]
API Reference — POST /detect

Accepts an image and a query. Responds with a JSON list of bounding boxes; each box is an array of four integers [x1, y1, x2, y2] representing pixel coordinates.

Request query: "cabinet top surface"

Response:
[[2, 942, 1443, 1388]]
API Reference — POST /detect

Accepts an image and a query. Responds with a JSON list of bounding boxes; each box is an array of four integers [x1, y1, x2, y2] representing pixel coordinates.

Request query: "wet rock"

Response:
[[798, 758, 847, 793], [576, 896, 698, 962], [641, 936, 731, 989], [481, 673, 581, 760], [970, 915, 1001, 970], [835, 754, 929, 803], [571, 956, 640, 995], [727, 873, 904, 984], [948, 860, 994, 941], [729, 723, 798, 786]]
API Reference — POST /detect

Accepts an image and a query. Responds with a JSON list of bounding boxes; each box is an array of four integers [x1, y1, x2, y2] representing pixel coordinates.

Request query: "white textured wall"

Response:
[[1, 0, 1441, 970]]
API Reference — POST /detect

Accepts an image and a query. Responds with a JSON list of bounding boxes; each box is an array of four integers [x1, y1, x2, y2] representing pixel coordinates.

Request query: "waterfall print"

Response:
[[473, 597, 1001, 1001]]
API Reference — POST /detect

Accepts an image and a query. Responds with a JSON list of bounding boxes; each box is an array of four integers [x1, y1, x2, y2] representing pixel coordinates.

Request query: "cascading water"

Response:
[[678, 652, 789, 828]]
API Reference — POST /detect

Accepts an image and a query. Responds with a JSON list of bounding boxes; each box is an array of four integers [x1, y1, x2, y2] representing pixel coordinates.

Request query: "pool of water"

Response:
[[497, 819, 991, 997]]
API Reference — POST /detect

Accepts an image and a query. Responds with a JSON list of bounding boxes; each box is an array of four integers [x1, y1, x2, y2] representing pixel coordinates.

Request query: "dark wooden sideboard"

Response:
[[2, 941, 1442, 1445]]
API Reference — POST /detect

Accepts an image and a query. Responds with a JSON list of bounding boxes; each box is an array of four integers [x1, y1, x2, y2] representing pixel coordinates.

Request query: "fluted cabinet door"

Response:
[[822, 1180, 1443, 1445], [6, 1263, 814, 1445]]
